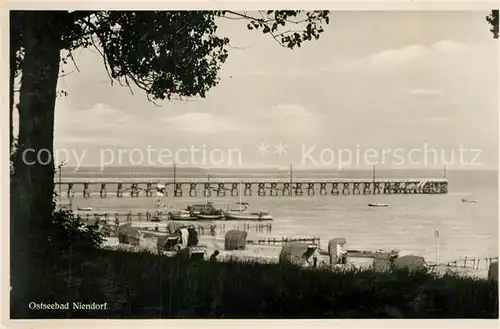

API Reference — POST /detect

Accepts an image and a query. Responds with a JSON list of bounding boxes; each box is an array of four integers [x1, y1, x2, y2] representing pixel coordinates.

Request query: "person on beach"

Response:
[[210, 250, 220, 262]]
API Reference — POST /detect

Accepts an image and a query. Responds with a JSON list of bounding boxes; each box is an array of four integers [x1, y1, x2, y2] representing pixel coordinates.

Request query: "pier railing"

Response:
[[83, 215, 274, 237], [444, 256, 499, 271], [55, 178, 448, 198]]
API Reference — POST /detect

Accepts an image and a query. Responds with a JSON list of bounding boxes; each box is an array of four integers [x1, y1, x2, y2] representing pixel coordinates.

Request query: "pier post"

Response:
[[342, 183, 350, 195], [244, 183, 252, 196], [307, 183, 315, 196], [231, 183, 238, 196], [189, 183, 197, 197], [117, 183, 123, 197], [83, 183, 90, 198], [363, 182, 371, 195], [67, 183, 75, 199], [204, 183, 211, 197], [403, 182, 410, 194], [320, 183, 327, 196], [146, 183, 153, 197], [270, 183, 278, 196], [383, 182, 390, 194], [258, 183, 266, 196], [353, 182, 360, 195], [295, 183, 303, 196], [174, 183, 183, 197], [283, 183, 290, 196], [131, 183, 140, 197], [100, 183, 107, 198], [217, 183, 226, 197], [331, 183, 339, 195]]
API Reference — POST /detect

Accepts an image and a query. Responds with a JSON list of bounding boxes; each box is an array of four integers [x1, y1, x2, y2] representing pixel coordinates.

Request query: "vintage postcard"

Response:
[[3, 1, 499, 326]]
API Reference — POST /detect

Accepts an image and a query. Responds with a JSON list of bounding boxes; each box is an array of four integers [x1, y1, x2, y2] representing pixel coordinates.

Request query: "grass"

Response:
[[11, 248, 498, 319]]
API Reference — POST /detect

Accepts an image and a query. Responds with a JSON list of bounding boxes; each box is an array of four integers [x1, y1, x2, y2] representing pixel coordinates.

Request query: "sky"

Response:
[[15, 11, 498, 170]]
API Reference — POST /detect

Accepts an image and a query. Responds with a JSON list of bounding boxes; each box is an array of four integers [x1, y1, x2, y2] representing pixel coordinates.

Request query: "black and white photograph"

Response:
[[6, 5, 500, 321]]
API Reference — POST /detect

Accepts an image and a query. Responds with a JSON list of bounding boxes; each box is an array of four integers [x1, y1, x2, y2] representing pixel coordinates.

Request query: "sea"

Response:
[[60, 167, 498, 266]]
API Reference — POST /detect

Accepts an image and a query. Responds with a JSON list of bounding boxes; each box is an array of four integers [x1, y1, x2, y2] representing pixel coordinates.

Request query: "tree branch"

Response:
[[68, 11, 98, 23], [224, 11, 272, 23]]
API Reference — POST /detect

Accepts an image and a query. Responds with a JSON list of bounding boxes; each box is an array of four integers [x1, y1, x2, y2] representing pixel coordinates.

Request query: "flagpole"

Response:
[[437, 234, 440, 266], [173, 163, 176, 198], [435, 229, 440, 266]]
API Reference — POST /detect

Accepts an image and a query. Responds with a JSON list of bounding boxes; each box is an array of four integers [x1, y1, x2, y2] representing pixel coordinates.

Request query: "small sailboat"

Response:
[[224, 209, 273, 221], [168, 210, 199, 221], [169, 186, 224, 221], [461, 198, 478, 203], [368, 203, 388, 207], [195, 202, 225, 220], [224, 183, 273, 221], [367, 167, 387, 207]]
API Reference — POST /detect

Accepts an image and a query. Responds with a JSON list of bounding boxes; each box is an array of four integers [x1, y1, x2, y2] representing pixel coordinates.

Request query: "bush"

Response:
[[15, 249, 498, 319], [49, 204, 105, 254]]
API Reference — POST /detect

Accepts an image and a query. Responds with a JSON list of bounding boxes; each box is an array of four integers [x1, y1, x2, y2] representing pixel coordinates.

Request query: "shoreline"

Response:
[[102, 236, 491, 279]]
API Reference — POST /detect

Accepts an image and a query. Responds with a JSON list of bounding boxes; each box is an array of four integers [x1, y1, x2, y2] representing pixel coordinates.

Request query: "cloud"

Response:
[[270, 103, 313, 117], [408, 89, 442, 97], [55, 103, 133, 146], [344, 40, 470, 72], [425, 117, 450, 122], [431, 40, 469, 53], [162, 112, 237, 133], [57, 103, 132, 131]]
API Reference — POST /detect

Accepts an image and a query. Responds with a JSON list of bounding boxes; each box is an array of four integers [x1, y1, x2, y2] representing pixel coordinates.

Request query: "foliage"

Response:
[[487, 10, 499, 39], [11, 10, 331, 102], [226, 10, 330, 48], [48, 162, 105, 254], [49, 197, 105, 255], [14, 249, 498, 319]]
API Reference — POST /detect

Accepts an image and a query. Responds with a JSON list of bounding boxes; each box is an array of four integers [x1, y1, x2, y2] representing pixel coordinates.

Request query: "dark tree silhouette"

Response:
[[487, 10, 499, 39], [10, 10, 330, 316]]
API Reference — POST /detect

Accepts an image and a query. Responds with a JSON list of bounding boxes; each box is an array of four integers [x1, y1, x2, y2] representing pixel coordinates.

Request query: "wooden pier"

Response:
[[81, 213, 273, 236], [55, 178, 448, 199]]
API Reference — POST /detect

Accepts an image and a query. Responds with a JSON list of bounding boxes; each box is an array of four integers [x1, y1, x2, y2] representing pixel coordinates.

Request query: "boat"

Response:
[[196, 203, 225, 220], [151, 215, 162, 222], [224, 209, 273, 221], [168, 210, 199, 221], [77, 206, 93, 211], [223, 183, 273, 221], [461, 198, 478, 203], [168, 202, 224, 221], [196, 213, 224, 220], [368, 203, 388, 207]]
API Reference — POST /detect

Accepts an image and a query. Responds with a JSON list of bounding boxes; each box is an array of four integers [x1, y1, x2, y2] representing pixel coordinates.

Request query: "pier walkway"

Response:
[[55, 178, 448, 198]]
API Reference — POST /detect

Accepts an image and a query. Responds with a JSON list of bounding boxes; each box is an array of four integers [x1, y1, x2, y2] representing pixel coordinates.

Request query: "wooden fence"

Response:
[[446, 256, 498, 270]]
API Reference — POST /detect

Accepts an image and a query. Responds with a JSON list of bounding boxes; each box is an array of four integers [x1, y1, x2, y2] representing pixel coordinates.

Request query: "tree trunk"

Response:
[[9, 49, 15, 152], [10, 10, 20, 153], [11, 11, 62, 318]]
